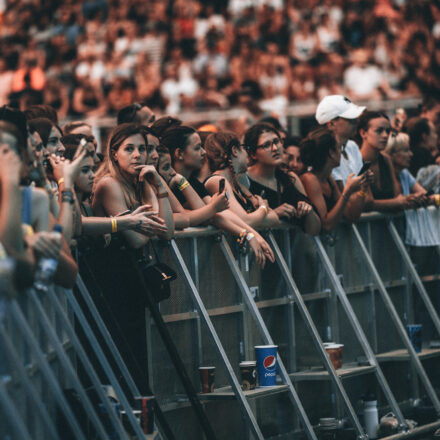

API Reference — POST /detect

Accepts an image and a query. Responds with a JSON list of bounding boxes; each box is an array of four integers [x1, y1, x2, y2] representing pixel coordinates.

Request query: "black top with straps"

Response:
[[370, 153, 395, 200]]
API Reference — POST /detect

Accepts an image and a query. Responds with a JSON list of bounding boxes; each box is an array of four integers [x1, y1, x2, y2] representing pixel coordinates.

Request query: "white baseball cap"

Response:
[[315, 95, 366, 125]]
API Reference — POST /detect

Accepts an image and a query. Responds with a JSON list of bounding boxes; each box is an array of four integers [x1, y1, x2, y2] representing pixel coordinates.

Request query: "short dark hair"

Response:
[[24, 104, 58, 124], [160, 126, 196, 162], [244, 122, 280, 155], [403, 117, 432, 148], [0, 106, 28, 156], [61, 134, 95, 160]]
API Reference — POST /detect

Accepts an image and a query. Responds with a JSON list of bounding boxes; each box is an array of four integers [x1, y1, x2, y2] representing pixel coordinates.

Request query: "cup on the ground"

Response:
[[199, 366, 215, 393], [254, 345, 278, 387], [407, 324, 422, 353], [239, 361, 257, 390], [133, 395, 155, 434]]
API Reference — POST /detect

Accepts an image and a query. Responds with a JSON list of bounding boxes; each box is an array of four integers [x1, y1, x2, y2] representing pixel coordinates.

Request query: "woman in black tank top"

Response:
[[358, 111, 414, 212], [204, 131, 281, 229], [300, 128, 367, 232], [244, 122, 321, 235]]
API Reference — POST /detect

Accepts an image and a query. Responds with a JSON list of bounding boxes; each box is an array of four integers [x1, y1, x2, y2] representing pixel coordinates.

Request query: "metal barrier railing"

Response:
[[2, 210, 440, 439], [148, 212, 440, 439]]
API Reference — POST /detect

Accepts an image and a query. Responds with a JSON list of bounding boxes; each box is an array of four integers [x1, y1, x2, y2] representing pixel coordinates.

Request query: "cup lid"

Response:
[[198, 366, 216, 369], [240, 361, 256, 366], [254, 345, 278, 349]]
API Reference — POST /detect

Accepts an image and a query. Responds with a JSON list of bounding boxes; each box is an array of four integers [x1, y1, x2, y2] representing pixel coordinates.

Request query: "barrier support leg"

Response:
[[170, 238, 265, 440], [219, 235, 318, 440], [351, 224, 440, 416], [313, 235, 408, 430]]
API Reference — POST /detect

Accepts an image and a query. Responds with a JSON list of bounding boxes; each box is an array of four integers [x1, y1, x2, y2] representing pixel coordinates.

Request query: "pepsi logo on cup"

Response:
[[263, 355, 276, 371]]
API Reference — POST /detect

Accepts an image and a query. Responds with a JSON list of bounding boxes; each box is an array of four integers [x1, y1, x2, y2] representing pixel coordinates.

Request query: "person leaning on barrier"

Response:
[[315, 95, 366, 188], [300, 128, 369, 232], [161, 124, 274, 267], [358, 111, 420, 212], [89, 123, 172, 393], [156, 144, 229, 229], [203, 131, 281, 229], [245, 122, 321, 235]]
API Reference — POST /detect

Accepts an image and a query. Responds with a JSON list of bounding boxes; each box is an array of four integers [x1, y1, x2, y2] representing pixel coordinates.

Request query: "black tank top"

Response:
[[371, 154, 395, 200]]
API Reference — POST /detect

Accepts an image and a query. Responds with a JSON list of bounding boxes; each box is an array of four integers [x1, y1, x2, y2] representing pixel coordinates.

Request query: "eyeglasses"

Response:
[[257, 137, 281, 150]]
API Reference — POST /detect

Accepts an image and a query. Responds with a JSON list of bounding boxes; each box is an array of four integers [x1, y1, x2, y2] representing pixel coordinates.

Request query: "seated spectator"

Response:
[[117, 102, 156, 126], [204, 131, 280, 228], [404, 117, 439, 177], [61, 134, 101, 167], [358, 111, 416, 211], [343, 49, 391, 100], [300, 127, 367, 231], [245, 122, 321, 235]]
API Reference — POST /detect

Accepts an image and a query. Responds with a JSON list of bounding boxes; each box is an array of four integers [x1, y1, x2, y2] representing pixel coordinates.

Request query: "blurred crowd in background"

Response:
[[1, 0, 440, 122]]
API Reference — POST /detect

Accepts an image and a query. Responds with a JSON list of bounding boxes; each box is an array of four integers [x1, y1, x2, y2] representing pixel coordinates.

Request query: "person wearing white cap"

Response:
[[315, 95, 365, 187]]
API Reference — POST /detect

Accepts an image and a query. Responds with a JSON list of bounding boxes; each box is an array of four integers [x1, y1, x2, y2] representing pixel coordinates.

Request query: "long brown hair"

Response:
[[94, 123, 147, 208], [205, 131, 259, 210]]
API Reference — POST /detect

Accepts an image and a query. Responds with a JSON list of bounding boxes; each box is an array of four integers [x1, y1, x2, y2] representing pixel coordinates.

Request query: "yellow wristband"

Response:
[[111, 218, 117, 233], [24, 224, 34, 237], [179, 181, 190, 191], [435, 194, 440, 207], [57, 177, 64, 187]]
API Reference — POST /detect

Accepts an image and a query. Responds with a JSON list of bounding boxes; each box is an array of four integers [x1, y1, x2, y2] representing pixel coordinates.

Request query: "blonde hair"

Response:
[[385, 132, 410, 155]]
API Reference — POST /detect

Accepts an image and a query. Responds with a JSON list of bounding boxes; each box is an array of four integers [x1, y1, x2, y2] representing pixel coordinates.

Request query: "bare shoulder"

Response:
[[300, 172, 319, 186], [95, 176, 122, 195]]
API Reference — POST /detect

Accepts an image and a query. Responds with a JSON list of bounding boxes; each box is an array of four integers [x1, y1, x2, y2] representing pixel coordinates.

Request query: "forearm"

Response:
[[186, 204, 217, 226], [81, 215, 139, 235], [157, 195, 174, 239], [343, 193, 367, 223], [322, 198, 348, 232], [173, 212, 190, 229], [303, 210, 321, 235], [179, 186, 205, 209], [368, 198, 404, 212]]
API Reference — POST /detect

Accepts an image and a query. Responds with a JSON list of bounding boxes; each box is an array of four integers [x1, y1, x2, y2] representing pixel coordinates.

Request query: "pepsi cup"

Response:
[[255, 345, 278, 387]]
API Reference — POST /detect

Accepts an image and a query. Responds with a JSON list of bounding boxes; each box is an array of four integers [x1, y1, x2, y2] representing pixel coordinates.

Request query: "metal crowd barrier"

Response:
[[147, 212, 440, 439], [1, 210, 440, 439]]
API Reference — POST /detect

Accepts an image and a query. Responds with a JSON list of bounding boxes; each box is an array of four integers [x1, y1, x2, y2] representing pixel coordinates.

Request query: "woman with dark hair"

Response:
[[204, 131, 281, 228], [161, 125, 275, 267], [300, 127, 367, 231], [358, 111, 417, 211], [27, 117, 65, 171], [245, 122, 321, 235], [90, 123, 172, 392]]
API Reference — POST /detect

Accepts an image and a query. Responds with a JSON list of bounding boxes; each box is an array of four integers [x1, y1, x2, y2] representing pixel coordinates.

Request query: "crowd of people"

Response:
[[1, 0, 440, 122], [1, 92, 440, 388]]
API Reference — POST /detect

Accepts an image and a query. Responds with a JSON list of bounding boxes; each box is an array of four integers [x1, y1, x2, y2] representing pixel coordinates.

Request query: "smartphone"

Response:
[[358, 162, 371, 176], [219, 178, 225, 193]]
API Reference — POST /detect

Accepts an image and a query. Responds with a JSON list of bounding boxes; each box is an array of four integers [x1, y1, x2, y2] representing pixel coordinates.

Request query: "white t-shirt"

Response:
[[331, 140, 363, 184]]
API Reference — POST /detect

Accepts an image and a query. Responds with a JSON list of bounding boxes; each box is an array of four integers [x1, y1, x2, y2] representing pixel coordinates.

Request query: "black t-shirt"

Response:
[[173, 174, 209, 206]]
